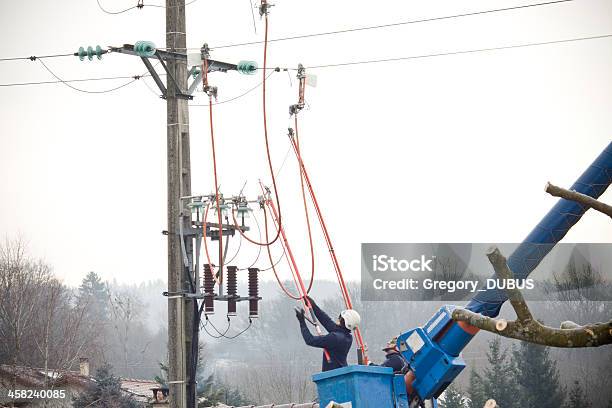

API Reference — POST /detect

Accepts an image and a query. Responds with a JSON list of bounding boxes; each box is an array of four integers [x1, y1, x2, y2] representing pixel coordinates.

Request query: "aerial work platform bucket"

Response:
[[312, 365, 398, 408]]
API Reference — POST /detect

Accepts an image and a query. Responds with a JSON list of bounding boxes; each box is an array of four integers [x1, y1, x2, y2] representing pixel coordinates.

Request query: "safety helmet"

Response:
[[339, 309, 361, 330], [382, 336, 399, 352]]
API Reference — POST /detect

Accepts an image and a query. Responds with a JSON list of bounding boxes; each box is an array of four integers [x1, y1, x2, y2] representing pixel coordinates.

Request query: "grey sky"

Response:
[[1, 0, 611, 287]]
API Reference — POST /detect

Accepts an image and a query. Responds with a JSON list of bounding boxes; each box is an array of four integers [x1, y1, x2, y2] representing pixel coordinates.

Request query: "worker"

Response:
[[374, 337, 408, 374], [295, 296, 361, 372]]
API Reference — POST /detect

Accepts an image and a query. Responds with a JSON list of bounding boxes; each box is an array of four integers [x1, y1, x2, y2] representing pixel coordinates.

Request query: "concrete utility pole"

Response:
[[166, 0, 195, 407]]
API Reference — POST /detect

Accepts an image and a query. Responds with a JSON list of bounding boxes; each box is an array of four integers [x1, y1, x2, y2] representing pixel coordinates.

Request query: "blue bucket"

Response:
[[312, 365, 395, 407]]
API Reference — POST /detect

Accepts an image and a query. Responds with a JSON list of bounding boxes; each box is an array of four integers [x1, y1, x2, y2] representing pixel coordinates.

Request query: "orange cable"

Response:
[[202, 204, 221, 284], [294, 115, 316, 293], [203, 57, 224, 284], [288, 133, 369, 364]]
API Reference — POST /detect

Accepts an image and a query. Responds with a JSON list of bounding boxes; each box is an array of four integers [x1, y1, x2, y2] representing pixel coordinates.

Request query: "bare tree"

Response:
[[0, 239, 52, 368], [107, 289, 152, 377], [0, 238, 94, 398]]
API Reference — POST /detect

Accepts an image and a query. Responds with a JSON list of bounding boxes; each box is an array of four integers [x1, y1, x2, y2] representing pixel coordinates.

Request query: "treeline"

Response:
[[211, 282, 611, 407], [0, 239, 166, 379], [440, 337, 612, 408], [0, 238, 251, 406], [1, 238, 611, 407]]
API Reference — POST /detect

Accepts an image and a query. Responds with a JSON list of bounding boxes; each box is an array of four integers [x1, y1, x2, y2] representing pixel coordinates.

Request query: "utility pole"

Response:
[[166, 0, 195, 407]]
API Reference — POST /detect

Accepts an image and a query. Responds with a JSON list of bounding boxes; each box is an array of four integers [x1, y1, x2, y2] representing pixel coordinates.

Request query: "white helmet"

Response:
[[340, 309, 361, 330]]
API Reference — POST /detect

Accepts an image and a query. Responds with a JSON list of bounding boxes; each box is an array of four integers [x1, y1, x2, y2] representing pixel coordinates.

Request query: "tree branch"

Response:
[[452, 246, 612, 348], [485, 246, 532, 323], [545, 182, 612, 218]]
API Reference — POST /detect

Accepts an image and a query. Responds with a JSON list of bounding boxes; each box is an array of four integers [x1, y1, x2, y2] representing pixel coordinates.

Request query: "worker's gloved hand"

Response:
[[295, 307, 306, 322], [305, 296, 316, 308]]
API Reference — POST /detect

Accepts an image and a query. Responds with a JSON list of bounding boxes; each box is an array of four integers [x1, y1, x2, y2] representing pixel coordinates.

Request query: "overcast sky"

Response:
[[0, 0, 611, 287]]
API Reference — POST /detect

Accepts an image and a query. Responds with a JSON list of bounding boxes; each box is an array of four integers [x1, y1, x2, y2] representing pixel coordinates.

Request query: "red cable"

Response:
[[289, 134, 369, 364], [231, 10, 284, 247], [261, 200, 301, 300], [262, 182, 331, 362], [203, 57, 224, 284], [263, 183, 309, 301], [202, 204, 221, 284], [289, 132, 351, 305], [294, 116, 316, 293]]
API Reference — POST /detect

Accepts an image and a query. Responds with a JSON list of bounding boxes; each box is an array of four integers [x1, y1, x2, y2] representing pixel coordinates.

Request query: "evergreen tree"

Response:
[[221, 387, 251, 406], [441, 385, 466, 408], [197, 374, 224, 407], [73, 364, 139, 408], [467, 368, 486, 408], [511, 341, 564, 408], [565, 380, 591, 408], [77, 271, 110, 320], [197, 374, 251, 407], [480, 338, 520, 408]]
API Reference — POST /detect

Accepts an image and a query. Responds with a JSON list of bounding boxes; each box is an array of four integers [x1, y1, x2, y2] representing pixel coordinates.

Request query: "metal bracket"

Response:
[[154, 51, 193, 100], [141, 56, 167, 97], [187, 66, 202, 95], [259, 0, 274, 16], [173, 222, 249, 239], [110, 44, 241, 99]]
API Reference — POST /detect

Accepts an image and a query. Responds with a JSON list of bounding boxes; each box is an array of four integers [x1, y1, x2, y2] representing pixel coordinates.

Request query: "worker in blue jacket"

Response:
[[295, 296, 361, 372], [377, 337, 409, 374]]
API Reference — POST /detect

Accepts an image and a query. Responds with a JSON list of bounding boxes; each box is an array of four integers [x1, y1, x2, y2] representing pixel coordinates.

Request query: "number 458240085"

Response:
[[8, 389, 66, 399]]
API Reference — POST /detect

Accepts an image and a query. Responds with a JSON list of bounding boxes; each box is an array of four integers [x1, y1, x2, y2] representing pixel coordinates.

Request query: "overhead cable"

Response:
[[304, 33, 612, 69], [210, 0, 575, 49]]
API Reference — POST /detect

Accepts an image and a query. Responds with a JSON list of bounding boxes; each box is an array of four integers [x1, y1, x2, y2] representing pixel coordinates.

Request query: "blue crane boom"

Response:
[[313, 141, 612, 408], [397, 141, 612, 405]]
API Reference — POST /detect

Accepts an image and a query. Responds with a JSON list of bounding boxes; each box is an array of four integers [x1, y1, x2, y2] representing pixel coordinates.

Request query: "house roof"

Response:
[[0, 364, 160, 403], [121, 378, 161, 402], [0, 364, 90, 390]]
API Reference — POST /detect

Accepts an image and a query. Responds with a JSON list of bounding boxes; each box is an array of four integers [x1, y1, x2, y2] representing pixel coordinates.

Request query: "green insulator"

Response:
[[78, 46, 86, 61], [87, 46, 94, 61], [192, 68, 201, 79], [187, 201, 204, 213], [95, 45, 104, 60], [134, 41, 156, 57], [237, 60, 257, 75]]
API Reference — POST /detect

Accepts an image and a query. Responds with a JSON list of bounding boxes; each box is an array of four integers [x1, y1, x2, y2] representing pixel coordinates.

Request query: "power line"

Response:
[[0, 73, 144, 88], [96, 0, 138, 14], [0, 53, 75, 62], [304, 33, 612, 69], [95, 0, 199, 15], [2, 33, 610, 89], [209, 0, 575, 49], [0, 0, 580, 61], [188, 71, 275, 107], [37, 59, 141, 94]]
